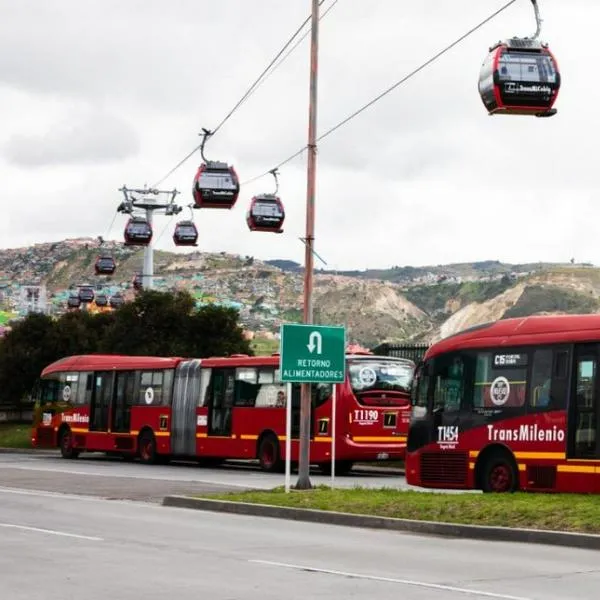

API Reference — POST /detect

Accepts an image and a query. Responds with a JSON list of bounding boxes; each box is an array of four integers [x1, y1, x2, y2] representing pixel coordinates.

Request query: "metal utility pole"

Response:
[[296, 0, 320, 491]]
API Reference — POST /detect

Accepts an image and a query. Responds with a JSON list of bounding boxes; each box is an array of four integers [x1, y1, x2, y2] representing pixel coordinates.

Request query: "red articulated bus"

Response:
[[33, 350, 415, 473], [406, 314, 600, 493]]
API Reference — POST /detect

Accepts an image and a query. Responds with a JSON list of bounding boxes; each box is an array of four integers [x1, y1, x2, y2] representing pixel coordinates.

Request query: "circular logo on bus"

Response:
[[62, 385, 71, 402], [358, 366, 377, 386], [144, 387, 154, 405], [490, 376, 510, 406]]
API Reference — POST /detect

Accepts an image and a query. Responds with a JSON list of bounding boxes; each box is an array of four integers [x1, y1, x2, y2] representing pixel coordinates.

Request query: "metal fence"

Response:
[[371, 342, 430, 364]]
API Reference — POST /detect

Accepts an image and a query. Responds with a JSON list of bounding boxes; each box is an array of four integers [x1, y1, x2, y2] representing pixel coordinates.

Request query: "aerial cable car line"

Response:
[[241, 0, 521, 187], [240, 0, 341, 106], [151, 0, 334, 189]]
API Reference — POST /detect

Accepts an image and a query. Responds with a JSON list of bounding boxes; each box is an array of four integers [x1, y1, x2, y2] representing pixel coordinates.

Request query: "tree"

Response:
[[100, 290, 252, 358], [0, 313, 58, 404], [185, 304, 253, 357], [0, 290, 252, 408]]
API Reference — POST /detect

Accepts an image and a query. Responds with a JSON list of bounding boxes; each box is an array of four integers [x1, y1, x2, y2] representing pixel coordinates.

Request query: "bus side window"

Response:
[[235, 368, 259, 407], [529, 349, 553, 410], [530, 348, 569, 411]]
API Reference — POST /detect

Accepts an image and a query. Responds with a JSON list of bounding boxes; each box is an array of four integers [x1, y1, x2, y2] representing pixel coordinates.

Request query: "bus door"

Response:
[[411, 353, 472, 452], [171, 360, 201, 455], [208, 368, 234, 437], [569, 344, 600, 459], [89, 371, 114, 432], [112, 371, 134, 434]]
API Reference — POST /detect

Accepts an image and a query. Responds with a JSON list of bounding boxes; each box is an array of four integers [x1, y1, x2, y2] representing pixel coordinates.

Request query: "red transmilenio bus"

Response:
[[32, 350, 415, 473], [405, 314, 600, 493]]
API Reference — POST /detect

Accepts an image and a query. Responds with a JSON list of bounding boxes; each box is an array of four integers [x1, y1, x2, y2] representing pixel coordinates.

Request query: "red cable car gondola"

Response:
[[67, 295, 81, 309], [95, 294, 108, 307], [246, 169, 285, 233], [173, 219, 198, 247], [124, 216, 153, 246], [478, 0, 560, 117], [192, 129, 240, 210], [109, 294, 124, 309], [94, 255, 116, 276], [246, 195, 285, 233], [78, 286, 95, 303]]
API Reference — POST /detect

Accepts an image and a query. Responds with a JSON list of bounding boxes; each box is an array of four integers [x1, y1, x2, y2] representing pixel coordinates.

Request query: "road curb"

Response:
[[162, 496, 600, 551], [0, 447, 58, 455]]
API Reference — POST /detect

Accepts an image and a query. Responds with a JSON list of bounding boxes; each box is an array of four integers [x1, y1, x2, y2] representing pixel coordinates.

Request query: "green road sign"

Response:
[[280, 323, 346, 383]]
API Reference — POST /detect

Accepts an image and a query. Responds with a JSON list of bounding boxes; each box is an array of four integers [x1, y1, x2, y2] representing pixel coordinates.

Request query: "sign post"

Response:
[[285, 381, 292, 493], [280, 323, 346, 490]]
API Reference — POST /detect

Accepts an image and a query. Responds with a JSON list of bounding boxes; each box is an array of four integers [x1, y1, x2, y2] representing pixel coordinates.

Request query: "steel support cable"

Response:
[[151, 0, 332, 189], [241, 0, 519, 186]]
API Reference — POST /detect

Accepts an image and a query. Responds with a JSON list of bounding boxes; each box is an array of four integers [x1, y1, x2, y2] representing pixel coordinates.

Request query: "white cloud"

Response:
[[1, 0, 598, 270], [4, 106, 140, 167]]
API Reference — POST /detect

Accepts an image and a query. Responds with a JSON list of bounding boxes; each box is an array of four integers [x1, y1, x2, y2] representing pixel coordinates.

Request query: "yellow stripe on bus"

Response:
[[514, 452, 565, 460], [469, 450, 565, 461], [352, 436, 406, 443], [557, 464, 598, 474]]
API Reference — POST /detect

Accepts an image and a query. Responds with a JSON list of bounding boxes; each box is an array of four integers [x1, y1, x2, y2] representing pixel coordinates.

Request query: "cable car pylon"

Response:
[[117, 185, 182, 290]]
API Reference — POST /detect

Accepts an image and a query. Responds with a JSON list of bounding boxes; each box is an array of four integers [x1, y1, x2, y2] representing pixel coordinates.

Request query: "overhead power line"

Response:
[[241, 0, 519, 186], [151, 0, 335, 189]]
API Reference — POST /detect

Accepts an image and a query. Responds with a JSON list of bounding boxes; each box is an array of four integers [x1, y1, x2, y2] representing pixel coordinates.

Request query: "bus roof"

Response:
[[200, 354, 416, 368], [425, 314, 600, 360], [41, 355, 184, 377], [41, 352, 417, 376]]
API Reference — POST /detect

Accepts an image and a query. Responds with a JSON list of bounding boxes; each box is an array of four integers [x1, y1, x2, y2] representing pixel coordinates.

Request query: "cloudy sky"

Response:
[[1, 0, 597, 270]]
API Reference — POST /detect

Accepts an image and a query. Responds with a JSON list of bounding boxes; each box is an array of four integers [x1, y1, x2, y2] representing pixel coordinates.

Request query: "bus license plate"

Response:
[[377, 452, 389, 460]]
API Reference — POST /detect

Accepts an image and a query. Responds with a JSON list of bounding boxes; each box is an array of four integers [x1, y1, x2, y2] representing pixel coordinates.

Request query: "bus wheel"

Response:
[[481, 452, 518, 493], [59, 427, 80, 460], [258, 434, 282, 472], [138, 430, 157, 465]]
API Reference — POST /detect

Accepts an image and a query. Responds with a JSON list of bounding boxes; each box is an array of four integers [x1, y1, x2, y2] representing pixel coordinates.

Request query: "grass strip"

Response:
[[199, 486, 600, 534], [0, 423, 32, 448]]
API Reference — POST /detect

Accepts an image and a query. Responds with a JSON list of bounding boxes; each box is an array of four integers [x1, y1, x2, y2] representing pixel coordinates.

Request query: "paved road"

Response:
[[2, 487, 600, 599], [0, 452, 412, 502]]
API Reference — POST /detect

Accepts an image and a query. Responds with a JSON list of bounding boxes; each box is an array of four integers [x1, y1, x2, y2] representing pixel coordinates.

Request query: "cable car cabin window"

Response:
[[498, 52, 557, 84], [254, 201, 283, 218], [473, 352, 527, 412], [137, 370, 167, 406], [197, 170, 238, 191]]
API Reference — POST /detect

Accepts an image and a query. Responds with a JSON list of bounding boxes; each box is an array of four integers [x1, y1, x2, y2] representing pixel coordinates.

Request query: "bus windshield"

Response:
[[348, 359, 414, 395]]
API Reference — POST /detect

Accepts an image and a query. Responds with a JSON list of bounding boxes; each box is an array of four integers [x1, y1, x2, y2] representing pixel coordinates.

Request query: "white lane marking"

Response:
[[250, 560, 532, 600], [0, 485, 126, 502], [0, 523, 103, 541], [0, 464, 269, 489]]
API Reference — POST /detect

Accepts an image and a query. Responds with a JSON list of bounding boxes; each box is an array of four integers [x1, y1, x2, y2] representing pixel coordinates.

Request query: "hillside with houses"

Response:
[[0, 238, 599, 349]]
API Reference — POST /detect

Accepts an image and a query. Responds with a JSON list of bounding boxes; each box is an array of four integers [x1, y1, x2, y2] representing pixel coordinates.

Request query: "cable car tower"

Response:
[[117, 186, 182, 290]]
